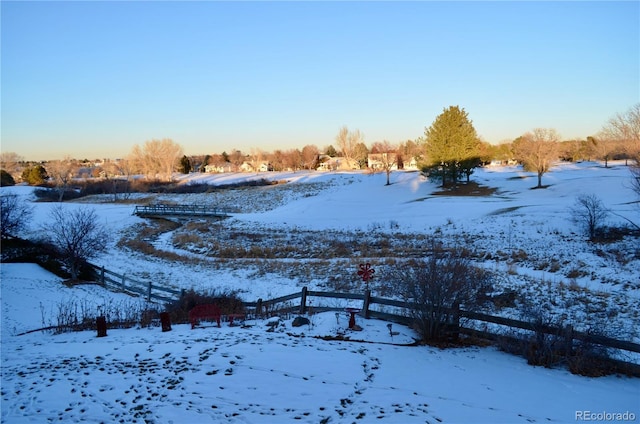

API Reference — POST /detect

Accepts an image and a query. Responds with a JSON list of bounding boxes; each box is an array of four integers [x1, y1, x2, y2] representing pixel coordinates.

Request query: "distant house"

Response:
[[367, 153, 399, 170], [239, 161, 272, 173], [204, 163, 233, 173], [240, 162, 254, 172], [317, 156, 359, 171], [488, 159, 518, 167], [405, 157, 419, 170]]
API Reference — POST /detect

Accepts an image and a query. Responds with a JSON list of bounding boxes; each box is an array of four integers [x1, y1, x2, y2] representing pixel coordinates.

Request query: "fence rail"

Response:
[[248, 287, 640, 357], [133, 204, 232, 218], [87, 263, 182, 303], [85, 265, 640, 367]]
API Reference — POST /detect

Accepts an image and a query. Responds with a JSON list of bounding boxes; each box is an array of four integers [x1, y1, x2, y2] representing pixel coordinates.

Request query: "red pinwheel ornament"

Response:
[[357, 263, 375, 285]]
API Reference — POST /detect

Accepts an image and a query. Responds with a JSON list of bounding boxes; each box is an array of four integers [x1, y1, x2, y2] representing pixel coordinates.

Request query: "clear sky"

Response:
[[1, 1, 638, 161]]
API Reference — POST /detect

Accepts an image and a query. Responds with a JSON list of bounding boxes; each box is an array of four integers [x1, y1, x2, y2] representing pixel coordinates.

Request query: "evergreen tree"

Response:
[[423, 106, 480, 187], [21, 165, 48, 185], [0, 170, 15, 186], [325, 145, 338, 157], [179, 155, 192, 174], [353, 142, 369, 169]]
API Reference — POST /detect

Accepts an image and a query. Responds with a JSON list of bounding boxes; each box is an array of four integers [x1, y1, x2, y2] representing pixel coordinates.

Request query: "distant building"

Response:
[[367, 153, 399, 170], [204, 163, 233, 173], [239, 161, 272, 172], [317, 156, 359, 171]]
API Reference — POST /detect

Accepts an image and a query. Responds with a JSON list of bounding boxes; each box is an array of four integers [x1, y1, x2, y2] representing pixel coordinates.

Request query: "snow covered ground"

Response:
[[1, 264, 639, 423], [1, 161, 640, 422]]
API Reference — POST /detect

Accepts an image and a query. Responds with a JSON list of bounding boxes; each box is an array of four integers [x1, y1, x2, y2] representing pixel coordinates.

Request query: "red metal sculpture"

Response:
[[357, 262, 375, 285]]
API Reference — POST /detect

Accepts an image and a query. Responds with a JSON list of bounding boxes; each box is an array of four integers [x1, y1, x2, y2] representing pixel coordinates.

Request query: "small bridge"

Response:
[[134, 204, 232, 219]]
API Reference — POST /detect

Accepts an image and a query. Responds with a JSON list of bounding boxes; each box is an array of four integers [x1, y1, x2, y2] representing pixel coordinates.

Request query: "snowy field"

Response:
[[1, 161, 640, 422], [1, 264, 639, 424]]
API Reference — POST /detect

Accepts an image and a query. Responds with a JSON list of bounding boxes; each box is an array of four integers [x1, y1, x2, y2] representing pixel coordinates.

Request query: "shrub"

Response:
[[570, 193, 608, 240], [48, 297, 158, 333], [383, 245, 493, 343], [1, 194, 33, 238], [165, 288, 246, 325]]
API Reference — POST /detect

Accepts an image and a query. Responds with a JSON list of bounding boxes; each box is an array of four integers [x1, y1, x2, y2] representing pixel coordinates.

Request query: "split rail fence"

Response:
[[87, 265, 640, 373], [88, 263, 182, 303]]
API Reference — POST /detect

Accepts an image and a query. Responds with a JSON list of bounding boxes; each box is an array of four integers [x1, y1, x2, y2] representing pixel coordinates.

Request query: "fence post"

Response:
[[147, 282, 152, 302], [96, 316, 107, 337], [256, 298, 263, 317], [300, 286, 308, 315], [362, 289, 371, 319], [160, 312, 171, 332], [564, 324, 574, 357], [452, 303, 460, 341]]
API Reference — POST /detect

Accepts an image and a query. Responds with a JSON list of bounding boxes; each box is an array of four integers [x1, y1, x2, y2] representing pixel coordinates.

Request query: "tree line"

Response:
[[1, 103, 638, 189]]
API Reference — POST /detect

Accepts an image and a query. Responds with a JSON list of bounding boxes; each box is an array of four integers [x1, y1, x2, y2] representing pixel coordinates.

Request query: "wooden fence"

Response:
[[87, 263, 182, 303], [85, 265, 640, 370], [246, 287, 640, 357]]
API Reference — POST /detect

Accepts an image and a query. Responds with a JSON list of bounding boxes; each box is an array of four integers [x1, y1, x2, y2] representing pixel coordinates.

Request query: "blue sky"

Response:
[[2, 1, 638, 161]]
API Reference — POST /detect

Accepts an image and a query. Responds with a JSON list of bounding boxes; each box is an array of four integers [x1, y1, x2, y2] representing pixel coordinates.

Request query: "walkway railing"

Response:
[[133, 204, 232, 218]]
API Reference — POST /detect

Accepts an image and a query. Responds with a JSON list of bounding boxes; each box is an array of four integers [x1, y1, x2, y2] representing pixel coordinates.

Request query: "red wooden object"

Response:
[[188, 304, 221, 329]]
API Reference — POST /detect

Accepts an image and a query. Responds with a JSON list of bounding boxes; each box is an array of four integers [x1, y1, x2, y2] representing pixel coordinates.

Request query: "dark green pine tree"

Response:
[[423, 106, 480, 187], [179, 155, 192, 174], [22, 165, 48, 185]]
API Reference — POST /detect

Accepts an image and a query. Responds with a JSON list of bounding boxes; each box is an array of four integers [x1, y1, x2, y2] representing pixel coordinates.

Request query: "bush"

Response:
[[165, 288, 246, 325], [570, 194, 608, 240], [0, 194, 33, 238], [383, 245, 493, 343], [49, 297, 158, 333], [34, 187, 82, 202]]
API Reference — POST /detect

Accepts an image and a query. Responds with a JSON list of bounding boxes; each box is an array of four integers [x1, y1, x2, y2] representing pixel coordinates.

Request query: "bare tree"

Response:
[[282, 148, 303, 171], [1, 194, 33, 238], [384, 247, 491, 342], [47, 156, 75, 201], [250, 148, 267, 172], [228, 150, 244, 172], [43, 206, 111, 280], [601, 103, 640, 165], [631, 165, 640, 199], [0, 152, 23, 179], [570, 194, 609, 240], [102, 159, 133, 202], [129, 139, 184, 181], [269, 150, 285, 171], [591, 133, 617, 168], [370, 141, 398, 185], [512, 128, 560, 188], [300, 145, 319, 170], [335, 126, 364, 166]]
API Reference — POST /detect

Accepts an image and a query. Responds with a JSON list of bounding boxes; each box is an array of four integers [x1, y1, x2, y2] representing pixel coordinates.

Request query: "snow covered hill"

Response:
[[1, 161, 639, 422]]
